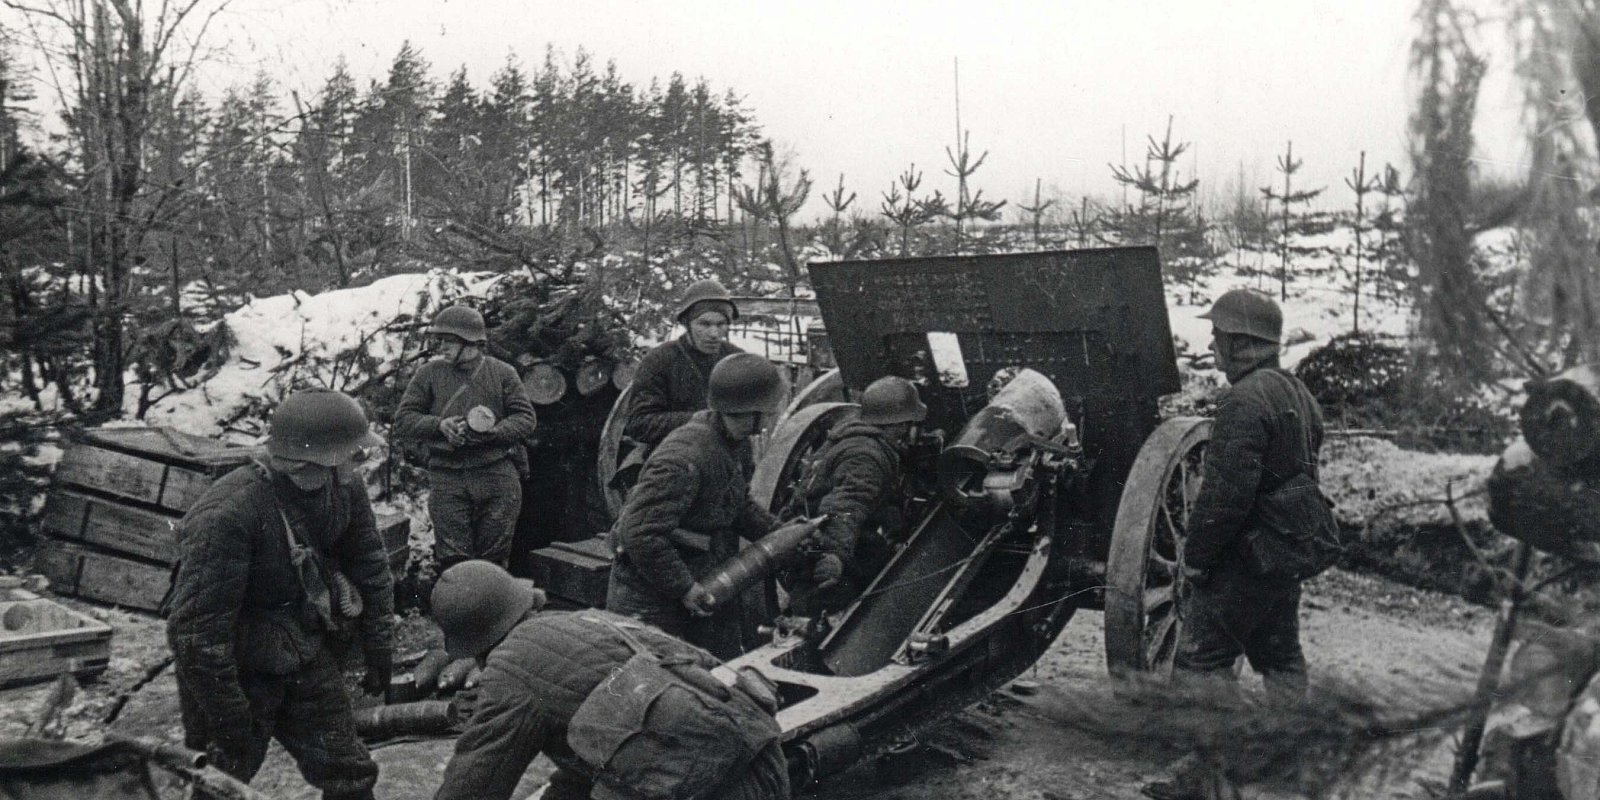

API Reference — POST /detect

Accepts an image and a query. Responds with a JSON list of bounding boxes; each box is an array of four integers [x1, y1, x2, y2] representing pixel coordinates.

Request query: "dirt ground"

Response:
[[0, 568, 1494, 800]]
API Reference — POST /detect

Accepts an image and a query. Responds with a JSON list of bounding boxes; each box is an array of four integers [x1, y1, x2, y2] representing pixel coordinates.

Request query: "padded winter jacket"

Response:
[[166, 464, 395, 744], [394, 354, 539, 470], [434, 610, 723, 800], [612, 410, 779, 600], [624, 335, 744, 447], [784, 420, 905, 560], [1182, 359, 1326, 572]]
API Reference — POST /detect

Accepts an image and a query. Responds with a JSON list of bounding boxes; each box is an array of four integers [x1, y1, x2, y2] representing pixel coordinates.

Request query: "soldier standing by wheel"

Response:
[[166, 389, 395, 800], [430, 561, 790, 800], [395, 303, 539, 572], [613, 279, 746, 491], [607, 352, 799, 659], [781, 375, 927, 615], [1142, 289, 1330, 800]]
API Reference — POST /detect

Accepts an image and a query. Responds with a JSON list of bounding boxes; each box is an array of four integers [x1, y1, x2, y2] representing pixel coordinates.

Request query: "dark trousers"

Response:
[[429, 458, 522, 572], [177, 651, 377, 800], [1175, 561, 1307, 701]]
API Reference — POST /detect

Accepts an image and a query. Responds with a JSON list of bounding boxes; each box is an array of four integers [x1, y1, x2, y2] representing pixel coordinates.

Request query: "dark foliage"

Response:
[[1296, 333, 1513, 453]]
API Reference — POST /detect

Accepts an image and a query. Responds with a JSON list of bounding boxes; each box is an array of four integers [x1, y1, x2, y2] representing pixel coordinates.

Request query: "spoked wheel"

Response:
[[1104, 416, 1212, 680], [772, 368, 846, 435], [594, 383, 636, 525], [750, 401, 859, 513]]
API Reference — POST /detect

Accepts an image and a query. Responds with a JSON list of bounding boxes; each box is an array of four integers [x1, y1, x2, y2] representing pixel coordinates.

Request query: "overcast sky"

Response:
[[33, 0, 1535, 221]]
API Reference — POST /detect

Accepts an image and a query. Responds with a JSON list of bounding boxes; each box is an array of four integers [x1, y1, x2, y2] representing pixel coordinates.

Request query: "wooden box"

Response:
[[35, 542, 174, 613], [39, 516, 412, 613], [0, 594, 114, 688], [529, 537, 614, 608], [40, 426, 412, 611]]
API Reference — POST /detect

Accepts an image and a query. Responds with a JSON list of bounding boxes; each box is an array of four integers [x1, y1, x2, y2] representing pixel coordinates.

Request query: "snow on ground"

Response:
[[1321, 436, 1496, 527], [22, 232, 1493, 527], [137, 269, 500, 440]]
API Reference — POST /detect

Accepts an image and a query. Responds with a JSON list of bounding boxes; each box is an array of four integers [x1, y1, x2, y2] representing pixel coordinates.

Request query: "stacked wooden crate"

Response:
[[36, 427, 411, 612], [0, 584, 114, 688]]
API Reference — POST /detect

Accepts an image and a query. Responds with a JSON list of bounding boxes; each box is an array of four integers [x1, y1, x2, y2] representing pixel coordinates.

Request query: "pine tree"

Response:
[[735, 141, 810, 294], [1259, 140, 1325, 301], [1343, 151, 1381, 333], [1508, 0, 1600, 368], [942, 130, 1006, 253], [879, 164, 944, 257], [1016, 178, 1056, 249], [1408, 0, 1495, 383], [1104, 116, 1211, 292]]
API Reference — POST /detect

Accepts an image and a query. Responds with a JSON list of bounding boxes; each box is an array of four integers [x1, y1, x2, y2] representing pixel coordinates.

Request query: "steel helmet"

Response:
[[858, 376, 928, 425], [674, 279, 739, 324], [426, 304, 488, 344], [1199, 289, 1283, 343], [431, 560, 547, 660], [266, 388, 385, 467], [708, 353, 783, 414]]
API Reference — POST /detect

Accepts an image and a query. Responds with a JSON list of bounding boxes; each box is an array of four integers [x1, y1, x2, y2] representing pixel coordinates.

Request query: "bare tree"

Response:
[[7, 0, 228, 416]]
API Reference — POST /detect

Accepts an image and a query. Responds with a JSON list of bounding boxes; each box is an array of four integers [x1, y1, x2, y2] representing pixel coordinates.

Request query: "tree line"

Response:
[[0, 0, 762, 419]]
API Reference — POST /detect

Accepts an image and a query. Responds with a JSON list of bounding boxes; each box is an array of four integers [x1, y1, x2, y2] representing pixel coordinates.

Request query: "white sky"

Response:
[[22, 0, 1536, 221]]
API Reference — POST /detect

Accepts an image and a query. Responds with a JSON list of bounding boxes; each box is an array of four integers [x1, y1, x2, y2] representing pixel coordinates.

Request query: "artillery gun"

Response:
[[538, 246, 1214, 785]]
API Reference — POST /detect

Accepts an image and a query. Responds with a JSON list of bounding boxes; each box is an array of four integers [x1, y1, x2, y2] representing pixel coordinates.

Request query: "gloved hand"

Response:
[[438, 657, 481, 691], [440, 416, 469, 447], [682, 583, 715, 618], [811, 554, 844, 589], [361, 649, 393, 697], [413, 647, 452, 692]]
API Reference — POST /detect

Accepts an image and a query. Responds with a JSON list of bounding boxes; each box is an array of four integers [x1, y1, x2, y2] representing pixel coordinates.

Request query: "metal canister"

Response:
[[466, 405, 497, 433], [701, 516, 827, 608]]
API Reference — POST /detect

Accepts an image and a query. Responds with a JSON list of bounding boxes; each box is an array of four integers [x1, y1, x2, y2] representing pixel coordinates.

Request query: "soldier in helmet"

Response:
[[615, 280, 746, 488], [166, 389, 395, 799], [430, 561, 789, 800], [607, 353, 792, 658], [395, 303, 539, 571], [780, 375, 927, 614], [1143, 289, 1327, 800]]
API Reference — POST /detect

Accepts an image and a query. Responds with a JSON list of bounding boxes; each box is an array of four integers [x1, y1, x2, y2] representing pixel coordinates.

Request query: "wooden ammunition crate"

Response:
[[39, 426, 410, 611], [0, 593, 114, 689], [529, 537, 614, 608]]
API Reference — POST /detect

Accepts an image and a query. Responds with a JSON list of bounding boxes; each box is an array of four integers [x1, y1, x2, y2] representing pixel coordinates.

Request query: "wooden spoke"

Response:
[[1105, 417, 1211, 681]]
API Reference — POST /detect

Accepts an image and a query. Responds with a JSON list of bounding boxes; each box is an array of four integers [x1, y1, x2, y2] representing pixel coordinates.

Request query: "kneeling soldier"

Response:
[[431, 561, 790, 800]]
